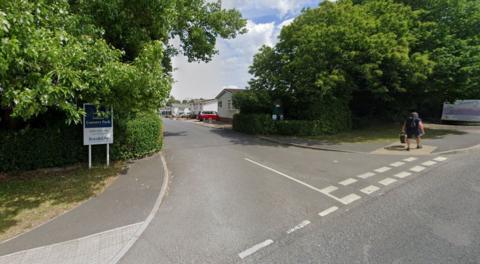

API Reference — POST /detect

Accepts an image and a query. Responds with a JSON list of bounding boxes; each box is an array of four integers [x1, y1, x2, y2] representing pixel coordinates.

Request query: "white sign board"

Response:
[[441, 100, 480, 122], [83, 104, 113, 145]]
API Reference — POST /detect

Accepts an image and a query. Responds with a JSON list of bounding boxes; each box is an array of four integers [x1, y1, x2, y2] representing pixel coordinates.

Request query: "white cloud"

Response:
[[172, 20, 284, 99], [170, 1, 321, 100], [222, 0, 318, 19]]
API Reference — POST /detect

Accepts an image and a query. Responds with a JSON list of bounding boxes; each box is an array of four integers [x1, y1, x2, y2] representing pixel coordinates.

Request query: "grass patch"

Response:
[[0, 163, 123, 242], [307, 123, 465, 143]]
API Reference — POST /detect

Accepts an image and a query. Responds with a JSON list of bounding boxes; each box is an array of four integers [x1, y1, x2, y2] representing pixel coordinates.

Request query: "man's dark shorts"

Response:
[[406, 130, 421, 139]]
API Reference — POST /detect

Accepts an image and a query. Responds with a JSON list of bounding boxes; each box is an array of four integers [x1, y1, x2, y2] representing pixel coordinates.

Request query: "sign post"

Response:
[[83, 104, 114, 168]]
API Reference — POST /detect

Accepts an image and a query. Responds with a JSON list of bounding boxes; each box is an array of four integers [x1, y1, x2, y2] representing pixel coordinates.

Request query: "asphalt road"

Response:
[[120, 119, 480, 264]]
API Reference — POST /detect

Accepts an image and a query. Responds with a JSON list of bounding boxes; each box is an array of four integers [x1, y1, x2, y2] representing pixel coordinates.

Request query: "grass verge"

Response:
[[307, 123, 465, 143], [0, 163, 123, 242]]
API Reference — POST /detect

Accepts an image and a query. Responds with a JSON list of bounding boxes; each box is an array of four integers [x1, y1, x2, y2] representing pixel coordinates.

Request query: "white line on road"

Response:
[[357, 172, 376, 179], [238, 239, 274, 259], [404, 157, 418, 162], [339, 194, 362, 204], [360, 185, 380, 195], [245, 158, 358, 205], [394, 171, 412, 179], [410, 166, 426, 172], [339, 178, 358, 186], [434, 156, 448, 162], [374, 167, 391, 173], [390, 161, 406, 167], [320, 186, 338, 194], [319, 206, 339, 217], [286, 220, 311, 234], [422, 161, 437, 167], [379, 178, 397, 186]]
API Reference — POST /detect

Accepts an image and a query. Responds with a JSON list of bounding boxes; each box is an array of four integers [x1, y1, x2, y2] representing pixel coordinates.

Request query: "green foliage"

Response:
[[113, 113, 163, 160], [0, 125, 84, 171], [232, 90, 271, 115], [0, 0, 245, 124], [0, 114, 163, 172], [232, 114, 275, 135], [233, 112, 351, 136], [73, 0, 247, 62], [246, 0, 480, 124]]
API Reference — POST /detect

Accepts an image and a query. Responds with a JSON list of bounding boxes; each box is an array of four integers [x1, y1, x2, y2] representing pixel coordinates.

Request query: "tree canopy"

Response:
[[0, 0, 246, 124], [240, 0, 480, 122]]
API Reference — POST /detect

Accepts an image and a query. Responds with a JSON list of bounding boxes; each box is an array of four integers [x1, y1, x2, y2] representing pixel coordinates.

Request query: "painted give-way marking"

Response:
[[245, 158, 361, 205]]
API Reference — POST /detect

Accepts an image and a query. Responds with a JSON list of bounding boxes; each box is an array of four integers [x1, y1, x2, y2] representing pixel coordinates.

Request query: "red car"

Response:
[[197, 111, 220, 121]]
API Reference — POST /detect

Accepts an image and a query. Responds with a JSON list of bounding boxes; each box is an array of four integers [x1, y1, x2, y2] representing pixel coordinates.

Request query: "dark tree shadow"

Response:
[[0, 165, 119, 236]]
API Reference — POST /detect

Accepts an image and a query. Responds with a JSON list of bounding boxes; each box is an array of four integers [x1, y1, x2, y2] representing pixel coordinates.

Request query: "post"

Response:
[[106, 144, 110, 167], [88, 145, 92, 169]]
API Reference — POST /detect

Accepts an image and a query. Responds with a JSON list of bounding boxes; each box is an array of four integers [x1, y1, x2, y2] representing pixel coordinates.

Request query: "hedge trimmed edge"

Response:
[[0, 113, 163, 172], [233, 113, 351, 136]]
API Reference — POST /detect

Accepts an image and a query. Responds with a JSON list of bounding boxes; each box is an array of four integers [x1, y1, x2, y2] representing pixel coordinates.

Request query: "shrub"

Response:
[[0, 125, 84, 171], [112, 112, 163, 160], [233, 111, 351, 136], [232, 114, 275, 135], [0, 113, 163, 172]]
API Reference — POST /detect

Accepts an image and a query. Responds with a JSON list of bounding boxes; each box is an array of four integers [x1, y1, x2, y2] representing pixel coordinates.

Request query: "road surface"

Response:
[[120, 119, 480, 264]]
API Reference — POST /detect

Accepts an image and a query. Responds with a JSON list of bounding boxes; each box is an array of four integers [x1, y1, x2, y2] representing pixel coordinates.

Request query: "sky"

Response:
[[171, 0, 322, 100]]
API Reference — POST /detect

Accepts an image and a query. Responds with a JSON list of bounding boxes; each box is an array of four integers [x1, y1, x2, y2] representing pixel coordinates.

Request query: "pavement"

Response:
[[259, 123, 480, 155], [0, 153, 166, 264], [1, 119, 479, 263]]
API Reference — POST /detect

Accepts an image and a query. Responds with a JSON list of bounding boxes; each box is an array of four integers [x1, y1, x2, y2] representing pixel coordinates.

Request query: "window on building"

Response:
[[218, 101, 223, 108], [227, 100, 232, 110]]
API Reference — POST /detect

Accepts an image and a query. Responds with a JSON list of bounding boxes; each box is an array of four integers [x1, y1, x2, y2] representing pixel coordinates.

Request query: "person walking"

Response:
[[402, 112, 425, 151]]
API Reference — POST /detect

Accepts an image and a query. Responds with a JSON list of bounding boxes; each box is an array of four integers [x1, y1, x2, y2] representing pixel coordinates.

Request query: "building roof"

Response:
[[215, 88, 244, 99]]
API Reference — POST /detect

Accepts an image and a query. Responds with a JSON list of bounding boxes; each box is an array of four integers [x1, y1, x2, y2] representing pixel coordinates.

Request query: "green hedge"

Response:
[[0, 125, 84, 171], [112, 112, 163, 160], [232, 114, 276, 135], [233, 113, 351, 136], [0, 113, 163, 172]]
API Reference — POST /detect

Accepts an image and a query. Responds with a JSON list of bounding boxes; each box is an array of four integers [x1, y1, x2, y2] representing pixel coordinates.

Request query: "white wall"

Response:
[[190, 100, 218, 113], [217, 92, 239, 119], [203, 101, 218, 112]]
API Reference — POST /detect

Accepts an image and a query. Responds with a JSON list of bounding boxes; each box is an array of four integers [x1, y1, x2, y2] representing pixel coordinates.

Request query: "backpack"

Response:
[[406, 117, 419, 130]]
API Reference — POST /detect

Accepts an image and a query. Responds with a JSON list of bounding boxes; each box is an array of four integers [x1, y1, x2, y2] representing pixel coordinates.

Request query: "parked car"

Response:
[[197, 111, 220, 121]]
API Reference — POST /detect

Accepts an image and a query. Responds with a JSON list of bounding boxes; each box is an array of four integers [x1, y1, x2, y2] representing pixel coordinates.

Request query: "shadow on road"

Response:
[[164, 131, 188, 137]]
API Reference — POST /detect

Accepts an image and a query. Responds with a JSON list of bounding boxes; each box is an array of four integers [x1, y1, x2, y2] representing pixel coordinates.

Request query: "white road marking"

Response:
[[394, 171, 412, 179], [422, 160, 437, 167], [410, 166, 426, 172], [379, 178, 397, 186], [238, 239, 274, 259], [434, 156, 448, 162], [357, 172, 376, 179], [286, 220, 311, 234], [245, 158, 354, 204], [390, 161, 405, 167], [339, 194, 362, 204], [360, 185, 380, 195], [319, 206, 339, 217], [374, 167, 391, 173], [404, 157, 418, 162], [320, 186, 338, 194], [339, 178, 357, 186]]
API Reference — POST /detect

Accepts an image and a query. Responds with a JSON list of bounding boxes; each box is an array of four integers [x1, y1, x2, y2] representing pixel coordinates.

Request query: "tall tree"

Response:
[[244, 0, 479, 122], [71, 0, 246, 63], [0, 0, 246, 123]]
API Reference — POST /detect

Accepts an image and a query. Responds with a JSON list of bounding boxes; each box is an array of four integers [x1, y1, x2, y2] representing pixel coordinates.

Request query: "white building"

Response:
[[190, 99, 218, 115], [215, 88, 243, 121], [167, 104, 190, 116]]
